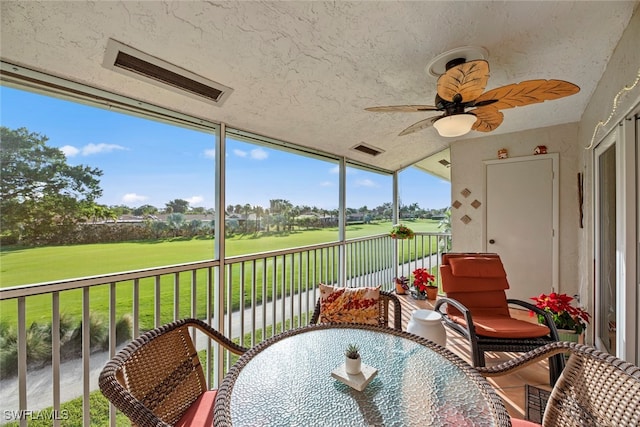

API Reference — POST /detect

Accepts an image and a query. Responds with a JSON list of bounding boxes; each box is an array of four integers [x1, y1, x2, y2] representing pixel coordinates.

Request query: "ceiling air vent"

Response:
[[351, 143, 384, 156], [103, 39, 233, 106]]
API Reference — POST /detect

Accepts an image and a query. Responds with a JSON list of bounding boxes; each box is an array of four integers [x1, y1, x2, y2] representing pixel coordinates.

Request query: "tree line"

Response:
[[1, 126, 448, 246]]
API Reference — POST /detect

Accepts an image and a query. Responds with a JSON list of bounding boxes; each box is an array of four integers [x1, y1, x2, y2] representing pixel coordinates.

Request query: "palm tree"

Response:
[[166, 213, 186, 237], [242, 203, 252, 233], [253, 205, 264, 234]]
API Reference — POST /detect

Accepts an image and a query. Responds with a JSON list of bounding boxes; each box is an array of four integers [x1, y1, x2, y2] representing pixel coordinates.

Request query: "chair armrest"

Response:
[[187, 318, 248, 355], [310, 299, 321, 324], [476, 341, 574, 377], [506, 299, 561, 340], [381, 290, 403, 330], [434, 297, 478, 340]]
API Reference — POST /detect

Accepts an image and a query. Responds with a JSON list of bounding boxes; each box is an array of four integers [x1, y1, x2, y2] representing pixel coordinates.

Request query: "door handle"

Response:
[[489, 239, 495, 244]]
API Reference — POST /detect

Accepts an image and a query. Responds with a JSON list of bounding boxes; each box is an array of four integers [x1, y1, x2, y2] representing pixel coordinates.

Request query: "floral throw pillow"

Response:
[[318, 284, 380, 325]]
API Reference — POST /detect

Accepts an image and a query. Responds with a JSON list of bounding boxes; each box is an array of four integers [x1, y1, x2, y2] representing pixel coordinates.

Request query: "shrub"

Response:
[[0, 322, 18, 377], [115, 314, 133, 345], [0, 312, 134, 378], [67, 312, 109, 353]]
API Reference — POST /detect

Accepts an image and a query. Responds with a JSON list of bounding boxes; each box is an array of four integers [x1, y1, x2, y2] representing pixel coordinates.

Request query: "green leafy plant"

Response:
[[394, 276, 410, 290], [345, 343, 360, 359], [531, 292, 591, 334], [390, 224, 414, 240]]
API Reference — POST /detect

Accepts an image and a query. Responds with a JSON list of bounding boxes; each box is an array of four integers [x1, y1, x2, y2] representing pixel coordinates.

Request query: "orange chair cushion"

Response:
[[445, 290, 511, 318], [510, 417, 542, 427], [175, 390, 217, 427], [442, 252, 500, 265], [440, 265, 510, 293], [448, 256, 507, 278], [318, 284, 380, 325], [449, 314, 551, 338]]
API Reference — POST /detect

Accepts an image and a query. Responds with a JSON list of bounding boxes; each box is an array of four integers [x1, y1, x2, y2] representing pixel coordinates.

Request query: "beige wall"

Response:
[[449, 5, 639, 348], [449, 123, 580, 296], [577, 7, 640, 293], [576, 5, 639, 350]]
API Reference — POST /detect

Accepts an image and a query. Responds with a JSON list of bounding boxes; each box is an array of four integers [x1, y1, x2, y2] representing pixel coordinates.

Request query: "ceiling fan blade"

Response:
[[365, 105, 440, 112], [437, 60, 490, 103], [469, 107, 504, 132], [475, 79, 580, 110], [470, 99, 498, 108], [398, 115, 442, 136]]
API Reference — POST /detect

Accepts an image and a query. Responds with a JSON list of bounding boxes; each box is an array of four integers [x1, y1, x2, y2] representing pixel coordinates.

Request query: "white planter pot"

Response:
[[345, 356, 361, 375]]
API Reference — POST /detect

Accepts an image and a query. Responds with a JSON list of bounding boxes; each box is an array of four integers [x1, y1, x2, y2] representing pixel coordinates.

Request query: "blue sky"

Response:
[[1, 86, 450, 211]]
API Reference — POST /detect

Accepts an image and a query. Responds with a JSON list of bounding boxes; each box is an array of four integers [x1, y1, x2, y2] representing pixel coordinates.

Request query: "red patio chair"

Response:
[[433, 253, 564, 385]]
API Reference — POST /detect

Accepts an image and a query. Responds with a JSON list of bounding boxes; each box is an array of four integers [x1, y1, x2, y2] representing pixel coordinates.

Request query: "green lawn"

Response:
[[0, 220, 443, 328]]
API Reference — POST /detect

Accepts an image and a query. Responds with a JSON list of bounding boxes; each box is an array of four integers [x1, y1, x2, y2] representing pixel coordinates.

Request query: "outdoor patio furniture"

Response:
[[98, 318, 247, 427], [433, 253, 564, 385], [478, 341, 640, 426], [213, 323, 511, 426], [309, 288, 402, 330]]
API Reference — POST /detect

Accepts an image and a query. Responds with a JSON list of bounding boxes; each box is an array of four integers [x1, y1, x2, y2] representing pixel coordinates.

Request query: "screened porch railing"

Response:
[[0, 232, 451, 426]]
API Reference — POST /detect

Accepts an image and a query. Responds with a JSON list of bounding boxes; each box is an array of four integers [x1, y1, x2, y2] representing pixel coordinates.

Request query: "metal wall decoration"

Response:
[[578, 172, 584, 228]]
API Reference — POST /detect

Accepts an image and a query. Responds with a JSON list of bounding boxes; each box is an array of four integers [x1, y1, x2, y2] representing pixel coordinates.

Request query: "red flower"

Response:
[[530, 292, 591, 334], [412, 268, 436, 293]]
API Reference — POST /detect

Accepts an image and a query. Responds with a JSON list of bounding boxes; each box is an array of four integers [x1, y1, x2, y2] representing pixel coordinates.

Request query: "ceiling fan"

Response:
[[365, 55, 580, 138]]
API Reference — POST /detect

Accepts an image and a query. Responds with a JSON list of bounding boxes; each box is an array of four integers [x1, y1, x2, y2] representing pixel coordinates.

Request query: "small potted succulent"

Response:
[[344, 343, 361, 375]]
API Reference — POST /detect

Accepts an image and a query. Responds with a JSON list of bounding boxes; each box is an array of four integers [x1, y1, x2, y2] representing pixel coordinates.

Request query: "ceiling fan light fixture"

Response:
[[433, 113, 476, 137]]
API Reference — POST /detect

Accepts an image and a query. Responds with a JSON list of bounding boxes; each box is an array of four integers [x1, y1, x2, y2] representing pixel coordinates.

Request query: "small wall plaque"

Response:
[[471, 199, 482, 209], [460, 188, 471, 198], [452, 200, 462, 209], [534, 145, 547, 155], [460, 215, 472, 224]]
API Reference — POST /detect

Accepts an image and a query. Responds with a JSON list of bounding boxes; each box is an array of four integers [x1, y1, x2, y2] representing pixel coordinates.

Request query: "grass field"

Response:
[[0, 220, 443, 328]]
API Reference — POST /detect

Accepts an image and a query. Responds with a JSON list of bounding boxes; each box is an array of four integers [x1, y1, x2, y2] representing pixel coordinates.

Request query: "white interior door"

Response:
[[484, 154, 559, 301]]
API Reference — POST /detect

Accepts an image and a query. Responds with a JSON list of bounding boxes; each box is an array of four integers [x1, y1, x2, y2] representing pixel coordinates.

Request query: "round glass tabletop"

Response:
[[218, 326, 506, 426]]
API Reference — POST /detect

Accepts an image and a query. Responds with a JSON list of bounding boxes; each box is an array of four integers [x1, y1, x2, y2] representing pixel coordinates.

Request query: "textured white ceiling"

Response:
[[1, 1, 637, 173]]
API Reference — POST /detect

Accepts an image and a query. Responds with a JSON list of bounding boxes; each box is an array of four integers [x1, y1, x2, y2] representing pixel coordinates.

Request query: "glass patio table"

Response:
[[213, 323, 509, 426]]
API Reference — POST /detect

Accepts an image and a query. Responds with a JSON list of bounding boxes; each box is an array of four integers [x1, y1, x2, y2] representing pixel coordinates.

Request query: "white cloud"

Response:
[[204, 148, 216, 159], [186, 196, 204, 205], [60, 145, 80, 157], [122, 193, 148, 203], [234, 149, 247, 157], [355, 179, 377, 188], [329, 165, 354, 175], [250, 148, 268, 160], [82, 143, 126, 155]]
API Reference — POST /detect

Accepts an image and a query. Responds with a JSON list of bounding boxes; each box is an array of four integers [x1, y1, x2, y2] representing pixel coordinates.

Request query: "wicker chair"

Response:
[[477, 341, 640, 426], [433, 253, 564, 385], [310, 289, 402, 330], [99, 318, 247, 427]]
